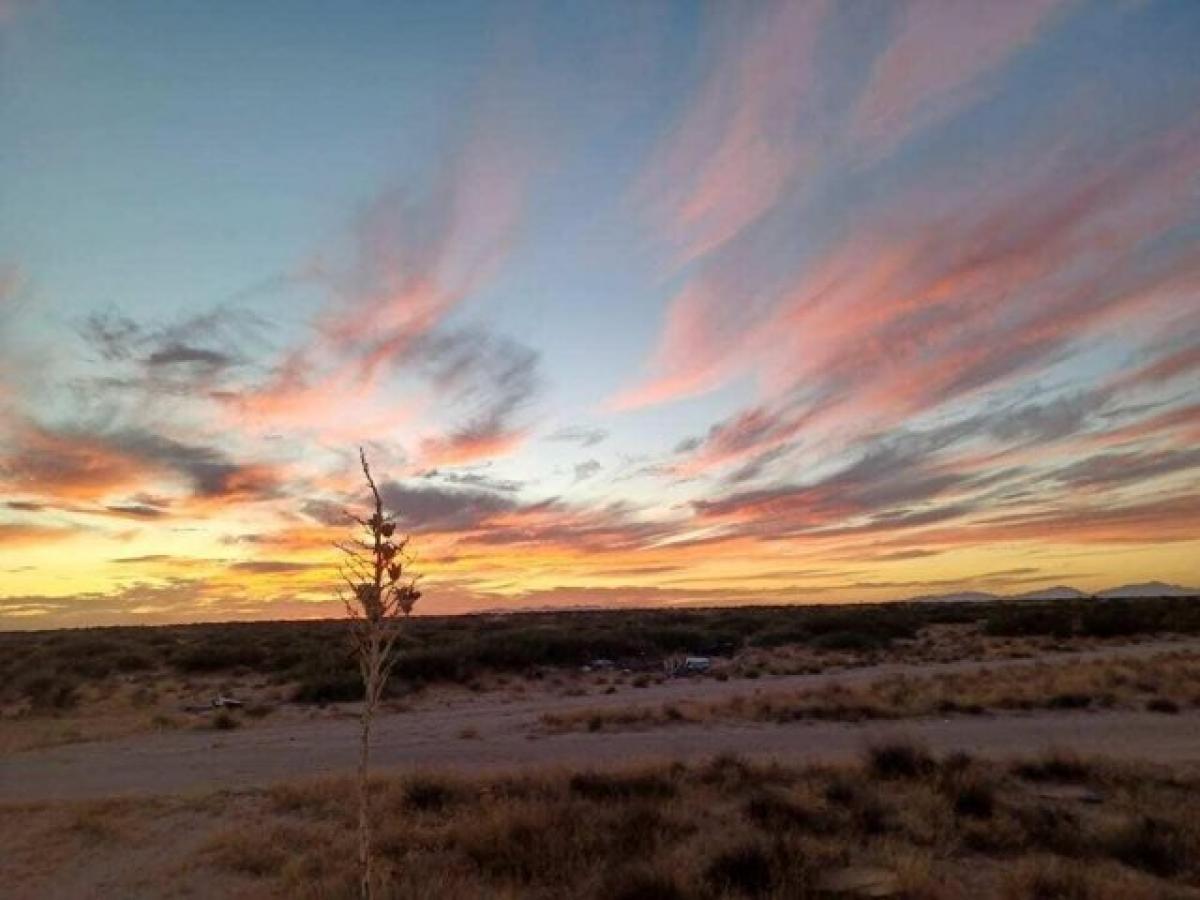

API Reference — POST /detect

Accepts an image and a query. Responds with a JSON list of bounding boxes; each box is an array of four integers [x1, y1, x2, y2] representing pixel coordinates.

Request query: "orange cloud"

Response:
[[418, 428, 529, 468], [0, 422, 151, 501], [0, 521, 75, 547]]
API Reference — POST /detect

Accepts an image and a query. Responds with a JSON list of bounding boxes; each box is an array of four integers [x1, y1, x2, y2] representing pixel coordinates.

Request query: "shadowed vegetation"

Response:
[[2, 595, 1197, 713]]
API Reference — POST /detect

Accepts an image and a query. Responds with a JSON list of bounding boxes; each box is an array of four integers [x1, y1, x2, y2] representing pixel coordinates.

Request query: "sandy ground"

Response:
[[3, 638, 1198, 803]]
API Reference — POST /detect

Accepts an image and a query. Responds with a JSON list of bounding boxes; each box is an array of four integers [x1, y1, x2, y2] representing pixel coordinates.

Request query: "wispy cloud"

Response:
[[545, 426, 609, 448], [234, 93, 537, 452], [624, 120, 1200, 484], [850, 0, 1069, 155], [634, 0, 829, 265]]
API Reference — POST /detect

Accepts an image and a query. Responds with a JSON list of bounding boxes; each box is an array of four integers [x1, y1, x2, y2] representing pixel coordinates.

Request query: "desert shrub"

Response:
[[743, 789, 823, 832], [604, 866, 688, 900], [985, 605, 1074, 638], [113, 651, 155, 672], [292, 671, 362, 704], [1105, 816, 1189, 876], [67, 805, 125, 843], [212, 710, 240, 730], [950, 778, 996, 819], [1145, 697, 1180, 714], [173, 642, 265, 673], [698, 753, 762, 789], [1013, 752, 1092, 783], [810, 630, 887, 652], [402, 775, 465, 812], [866, 741, 936, 779], [390, 645, 470, 682], [23, 671, 80, 710], [455, 806, 594, 883], [983, 596, 1200, 642], [748, 625, 811, 648], [1079, 603, 1149, 638], [568, 771, 676, 801], [851, 794, 891, 835], [290, 647, 361, 703], [637, 623, 729, 654], [1047, 692, 1093, 709], [1016, 806, 1087, 857], [205, 825, 293, 877], [823, 777, 857, 806], [473, 629, 632, 670], [130, 686, 157, 707], [704, 842, 774, 895], [1002, 857, 1099, 900]]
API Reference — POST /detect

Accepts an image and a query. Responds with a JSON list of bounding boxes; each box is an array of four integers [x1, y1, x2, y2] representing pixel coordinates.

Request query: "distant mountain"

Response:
[[1097, 582, 1197, 599], [1014, 586, 1089, 601], [908, 590, 1000, 604], [908, 582, 1197, 606], [473, 604, 611, 615]]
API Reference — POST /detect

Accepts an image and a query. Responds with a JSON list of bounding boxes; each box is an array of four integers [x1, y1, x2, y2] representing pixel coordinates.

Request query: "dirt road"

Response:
[[4, 639, 1198, 803]]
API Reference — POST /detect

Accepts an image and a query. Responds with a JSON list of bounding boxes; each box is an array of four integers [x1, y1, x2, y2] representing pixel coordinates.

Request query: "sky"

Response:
[[1, 0, 1198, 629]]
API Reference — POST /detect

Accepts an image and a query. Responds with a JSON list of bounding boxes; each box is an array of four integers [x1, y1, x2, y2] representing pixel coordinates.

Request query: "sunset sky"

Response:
[[2, 0, 1198, 628]]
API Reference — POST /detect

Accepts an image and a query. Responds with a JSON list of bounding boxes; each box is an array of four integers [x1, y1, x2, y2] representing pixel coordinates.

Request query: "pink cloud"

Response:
[[615, 1, 1087, 418], [609, 280, 752, 410], [851, 0, 1069, 155], [418, 426, 529, 469], [625, 121, 1200, 475], [634, 0, 828, 265], [230, 104, 534, 452]]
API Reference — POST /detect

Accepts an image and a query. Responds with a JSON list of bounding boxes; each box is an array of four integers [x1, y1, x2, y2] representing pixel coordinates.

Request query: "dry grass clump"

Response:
[[541, 650, 1200, 733], [63, 798, 140, 844], [999, 856, 1179, 900], [866, 739, 938, 780], [1012, 748, 1093, 783], [177, 747, 1200, 898], [7, 747, 1197, 898]]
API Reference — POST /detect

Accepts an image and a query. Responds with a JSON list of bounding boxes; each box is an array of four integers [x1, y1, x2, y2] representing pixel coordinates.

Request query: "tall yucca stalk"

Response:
[[337, 448, 420, 900]]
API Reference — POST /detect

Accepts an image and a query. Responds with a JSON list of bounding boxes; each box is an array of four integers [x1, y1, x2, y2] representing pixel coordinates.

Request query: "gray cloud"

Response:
[[573, 459, 602, 482], [300, 499, 348, 527], [379, 480, 521, 532], [422, 469, 525, 493], [1, 421, 282, 504], [987, 390, 1109, 444], [546, 426, 609, 448], [229, 560, 322, 574], [145, 343, 237, 370], [105, 429, 281, 499], [415, 327, 542, 462], [1052, 447, 1200, 490], [80, 309, 250, 370]]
